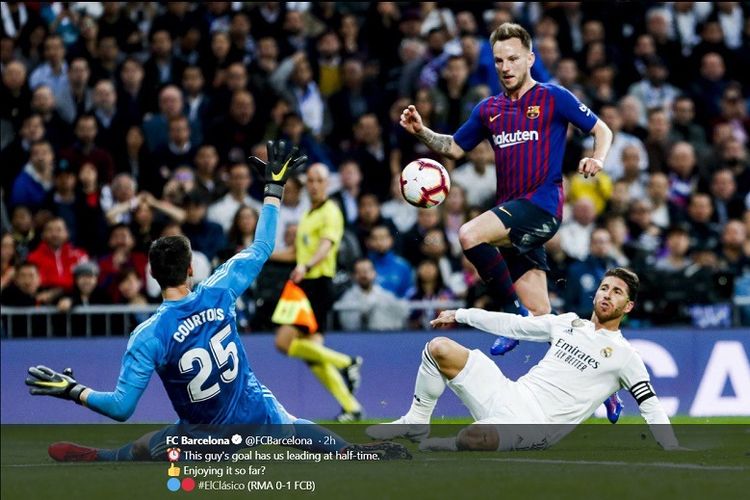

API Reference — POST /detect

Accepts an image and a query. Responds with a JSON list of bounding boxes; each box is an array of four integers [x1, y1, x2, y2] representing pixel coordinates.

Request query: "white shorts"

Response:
[[447, 349, 554, 451]]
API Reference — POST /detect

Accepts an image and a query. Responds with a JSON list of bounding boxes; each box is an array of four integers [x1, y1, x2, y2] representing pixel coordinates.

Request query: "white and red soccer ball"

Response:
[[399, 158, 451, 208]]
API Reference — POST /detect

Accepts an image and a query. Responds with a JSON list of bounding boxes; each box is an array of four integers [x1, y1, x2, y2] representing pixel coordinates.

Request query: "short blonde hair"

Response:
[[490, 23, 532, 51]]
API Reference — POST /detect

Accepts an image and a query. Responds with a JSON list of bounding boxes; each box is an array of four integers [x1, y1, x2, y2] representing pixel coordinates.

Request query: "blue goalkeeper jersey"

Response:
[[86, 203, 292, 424]]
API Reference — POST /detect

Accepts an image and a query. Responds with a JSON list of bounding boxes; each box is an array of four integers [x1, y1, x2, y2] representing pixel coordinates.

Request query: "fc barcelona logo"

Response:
[[526, 105, 540, 119]]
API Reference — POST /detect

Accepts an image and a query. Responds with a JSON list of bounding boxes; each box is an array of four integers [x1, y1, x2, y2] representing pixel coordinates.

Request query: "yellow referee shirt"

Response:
[[296, 199, 344, 279]]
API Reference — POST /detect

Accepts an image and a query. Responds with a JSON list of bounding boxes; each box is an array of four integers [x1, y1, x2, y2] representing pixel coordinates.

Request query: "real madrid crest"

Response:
[[601, 347, 613, 358], [526, 105, 540, 119], [571, 318, 585, 328]]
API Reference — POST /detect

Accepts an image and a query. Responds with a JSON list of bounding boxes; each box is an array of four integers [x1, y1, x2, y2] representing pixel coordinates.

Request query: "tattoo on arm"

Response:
[[416, 127, 454, 155]]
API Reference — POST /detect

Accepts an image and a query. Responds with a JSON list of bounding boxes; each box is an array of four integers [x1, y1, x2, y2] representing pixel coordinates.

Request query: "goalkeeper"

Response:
[[26, 141, 409, 462]]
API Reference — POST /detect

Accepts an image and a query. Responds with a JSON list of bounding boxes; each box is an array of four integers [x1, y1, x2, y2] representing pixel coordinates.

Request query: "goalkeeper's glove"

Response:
[[248, 140, 308, 200], [26, 366, 88, 404]]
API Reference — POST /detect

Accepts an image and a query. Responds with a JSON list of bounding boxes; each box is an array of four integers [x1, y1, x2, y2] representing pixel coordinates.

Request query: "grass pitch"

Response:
[[2, 418, 749, 500]]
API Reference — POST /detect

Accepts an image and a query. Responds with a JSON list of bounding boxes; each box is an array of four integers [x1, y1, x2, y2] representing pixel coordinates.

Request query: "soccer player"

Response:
[[26, 141, 408, 462], [367, 268, 684, 452], [269, 163, 364, 422], [399, 22, 620, 419]]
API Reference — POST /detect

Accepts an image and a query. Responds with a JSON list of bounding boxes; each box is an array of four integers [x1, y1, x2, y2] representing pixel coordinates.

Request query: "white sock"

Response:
[[404, 344, 446, 424], [419, 436, 458, 452]]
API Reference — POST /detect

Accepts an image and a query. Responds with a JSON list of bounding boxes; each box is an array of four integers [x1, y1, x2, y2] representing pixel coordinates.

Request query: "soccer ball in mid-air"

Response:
[[400, 158, 451, 208]]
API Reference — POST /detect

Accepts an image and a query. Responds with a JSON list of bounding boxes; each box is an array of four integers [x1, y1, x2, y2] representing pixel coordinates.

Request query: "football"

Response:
[[399, 158, 451, 208]]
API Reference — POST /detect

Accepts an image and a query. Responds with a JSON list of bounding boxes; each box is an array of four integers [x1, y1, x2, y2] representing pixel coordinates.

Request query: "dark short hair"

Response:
[[149, 236, 192, 289], [603, 267, 640, 302], [490, 22, 532, 51]]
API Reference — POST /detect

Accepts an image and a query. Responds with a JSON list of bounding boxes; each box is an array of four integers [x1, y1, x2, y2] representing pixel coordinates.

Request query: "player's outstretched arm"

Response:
[[204, 140, 307, 295], [448, 308, 560, 342], [401, 104, 465, 160]]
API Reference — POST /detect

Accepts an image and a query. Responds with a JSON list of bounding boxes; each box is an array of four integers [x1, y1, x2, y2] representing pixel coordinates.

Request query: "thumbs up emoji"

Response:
[[168, 463, 180, 477]]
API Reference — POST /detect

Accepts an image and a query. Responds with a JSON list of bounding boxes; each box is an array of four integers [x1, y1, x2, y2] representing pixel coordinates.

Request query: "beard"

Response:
[[593, 301, 622, 323], [499, 71, 528, 94]]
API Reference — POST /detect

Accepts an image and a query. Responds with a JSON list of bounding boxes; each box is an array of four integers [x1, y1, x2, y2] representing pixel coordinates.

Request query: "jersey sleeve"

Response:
[[319, 203, 344, 244], [453, 98, 489, 152], [455, 309, 571, 342], [619, 350, 680, 448], [85, 328, 165, 421], [550, 85, 598, 134], [200, 203, 278, 298]]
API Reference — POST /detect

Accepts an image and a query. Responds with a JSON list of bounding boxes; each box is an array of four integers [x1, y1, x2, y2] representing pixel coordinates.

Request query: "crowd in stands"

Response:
[[1, 2, 749, 334]]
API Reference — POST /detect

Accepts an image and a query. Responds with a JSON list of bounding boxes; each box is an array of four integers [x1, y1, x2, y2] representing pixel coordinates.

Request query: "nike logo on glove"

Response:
[[271, 158, 292, 182]]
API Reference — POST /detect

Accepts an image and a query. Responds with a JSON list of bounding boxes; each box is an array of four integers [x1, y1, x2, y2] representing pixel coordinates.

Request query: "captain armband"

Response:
[[629, 380, 656, 405]]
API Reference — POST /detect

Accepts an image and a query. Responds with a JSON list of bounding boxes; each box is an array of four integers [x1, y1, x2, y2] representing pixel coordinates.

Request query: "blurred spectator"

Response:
[[182, 65, 213, 125], [627, 56, 680, 115], [97, 224, 147, 301], [647, 172, 681, 230], [182, 191, 227, 262], [208, 89, 264, 164], [685, 192, 722, 253], [90, 35, 121, 83], [142, 85, 201, 154], [313, 30, 343, 98], [559, 197, 597, 260], [223, 205, 258, 258], [27, 217, 88, 294], [564, 227, 617, 317], [644, 108, 673, 173], [208, 162, 261, 233], [653, 224, 693, 272], [690, 52, 729, 124], [402, 208, 442, 267], [55, 56, 92, 124], [351, 192, 398, 254], [1, 60, 31, 129], [1, 231, 18, 292], [103, 173, 138, 225], [442, 185, 468, 258], [714, 83, 749, 145], [451, 141, 496, 209], [56, 262, 109, 336], [618, 94, 648, 142], [115, 267, 150, 326], [2, 113, 45, 193], [366, 224, 413, 299], [28, 34, 67, 94], [327, 57, 379, 150], [419, 227, 464, 297], [380, 174, 418, 234], [567, 165, 613, 215], [603, 214, 631, 267], [620, 144, 648, 200], [270, 53, 328, 137], [667, 141, 700, 209], [709, 168, 745, 225], [717, 219, 750, 276], [352, 113, 392, 200], [142, 29, 186, 108], [0, 2, 43, 40], [41, 161, 79, 241], [117, 57, 147, 125], [151, 116, 197, 191], [625, 198, 663, 263], [407, 258, 455, 330], [330, 159, 363, 224], [278, 111, 334, 169], [97, 2, 141, 53], [192, 144, 224, 202], [1, 262, 45, 306], [583, 103, 647, 180], [431, 55, 484, 132], [30, 85, 70, 149], [336, 257, 408, 330], [669, 95, 709, 160], [58, 114, 115, 183], [10, 140, 54, 210], [92, 79, 128, 161], [9, 205, 36, 261]]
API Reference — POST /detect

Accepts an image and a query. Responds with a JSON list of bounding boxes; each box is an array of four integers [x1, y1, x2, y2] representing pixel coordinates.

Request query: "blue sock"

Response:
[[292, 418, 349, 453], [95, 443, 134, 461], [464, 244, 519, 306]]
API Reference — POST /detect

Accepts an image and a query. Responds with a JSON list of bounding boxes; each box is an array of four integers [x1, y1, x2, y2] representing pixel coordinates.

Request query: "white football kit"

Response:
[[452, 309, 679, 450]]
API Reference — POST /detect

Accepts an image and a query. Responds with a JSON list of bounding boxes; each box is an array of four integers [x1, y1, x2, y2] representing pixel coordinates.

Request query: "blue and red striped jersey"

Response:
[[454, 83, 598, 218]]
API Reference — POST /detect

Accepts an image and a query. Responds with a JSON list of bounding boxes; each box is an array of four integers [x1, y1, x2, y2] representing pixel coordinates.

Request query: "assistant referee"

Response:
[[274, 163, 363, 422]]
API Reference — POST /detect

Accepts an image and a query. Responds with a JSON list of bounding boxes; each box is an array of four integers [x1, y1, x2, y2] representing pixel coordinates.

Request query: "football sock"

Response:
[[292, 418, 349, 452], [404, 343, 447, 424], [464, 243, 519, 306], [421, 436, 458, 451], [309, 362, 361, 413], [95, 442, 134, 461], [288, 338, 352, 370]]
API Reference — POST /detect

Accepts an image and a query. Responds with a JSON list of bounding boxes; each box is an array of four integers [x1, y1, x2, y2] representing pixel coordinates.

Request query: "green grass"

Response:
[[2, 419, 749, 500]]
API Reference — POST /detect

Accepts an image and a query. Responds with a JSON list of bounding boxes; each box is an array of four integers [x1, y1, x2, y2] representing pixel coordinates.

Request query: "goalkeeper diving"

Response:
[[26, 140, 409, 462]]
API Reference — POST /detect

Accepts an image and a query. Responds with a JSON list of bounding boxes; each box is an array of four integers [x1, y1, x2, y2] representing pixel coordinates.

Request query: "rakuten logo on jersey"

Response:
[[492, 130, 539, 149]]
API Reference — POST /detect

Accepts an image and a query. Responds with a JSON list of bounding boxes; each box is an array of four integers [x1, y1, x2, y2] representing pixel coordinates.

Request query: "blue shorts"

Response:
[[490, 199, 560, 281]]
